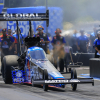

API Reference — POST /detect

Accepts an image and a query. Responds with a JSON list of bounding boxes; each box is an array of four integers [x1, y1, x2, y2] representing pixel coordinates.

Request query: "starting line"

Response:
[[78, 74, 100, 81]]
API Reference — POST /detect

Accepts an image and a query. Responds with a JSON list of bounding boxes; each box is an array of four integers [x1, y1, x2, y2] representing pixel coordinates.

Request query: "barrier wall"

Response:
[[72, 53, 95, 66], [90, 58, 100, 78]]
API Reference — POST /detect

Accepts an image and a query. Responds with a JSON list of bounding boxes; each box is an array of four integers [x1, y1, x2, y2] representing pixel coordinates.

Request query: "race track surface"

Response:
[[0, 59, 100, 100]]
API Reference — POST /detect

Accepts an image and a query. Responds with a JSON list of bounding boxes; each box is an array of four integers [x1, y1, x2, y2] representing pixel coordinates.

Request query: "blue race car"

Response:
[[0, 11, 94, 91], [2, 37, 94, 91]]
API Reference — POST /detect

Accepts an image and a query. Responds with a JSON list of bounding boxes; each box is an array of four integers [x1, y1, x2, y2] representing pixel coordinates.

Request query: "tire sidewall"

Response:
[[71, 68, 77, 91], [2, 55, 19, 84], [3, 57, 12, 84], [43, 69, 48, 91]]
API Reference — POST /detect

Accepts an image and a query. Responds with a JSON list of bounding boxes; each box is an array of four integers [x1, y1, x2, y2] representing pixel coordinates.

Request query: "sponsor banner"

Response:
[[7, 7, 63, 36]]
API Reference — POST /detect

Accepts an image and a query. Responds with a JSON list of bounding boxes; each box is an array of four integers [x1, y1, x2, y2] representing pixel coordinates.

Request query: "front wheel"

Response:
[[43, 69, 48, 91], [71, 68, 77, 91]]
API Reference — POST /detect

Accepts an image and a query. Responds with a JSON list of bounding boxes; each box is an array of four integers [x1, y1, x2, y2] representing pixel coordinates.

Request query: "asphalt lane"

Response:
[[0, 57, 100, 100], [0, 67, 100, 100]]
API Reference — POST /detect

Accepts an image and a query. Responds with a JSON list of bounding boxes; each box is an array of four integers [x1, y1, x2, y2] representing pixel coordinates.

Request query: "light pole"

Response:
[[46, 0, 48, 34], [3, 0, 4, 7], [46, 0, 48, 10]]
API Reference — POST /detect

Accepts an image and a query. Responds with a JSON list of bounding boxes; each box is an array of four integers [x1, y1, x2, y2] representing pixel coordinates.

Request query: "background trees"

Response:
[[4, 0, 100, 22]]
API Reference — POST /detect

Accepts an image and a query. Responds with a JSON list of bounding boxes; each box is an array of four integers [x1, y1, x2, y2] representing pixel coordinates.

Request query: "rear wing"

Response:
[[0, 10, 49, 55], [0, 10, 49, 27]]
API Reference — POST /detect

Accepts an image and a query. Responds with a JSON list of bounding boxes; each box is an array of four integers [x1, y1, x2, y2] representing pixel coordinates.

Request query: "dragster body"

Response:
[[12, 46, 65, 88], [0, 11, 94, 91], [12, 44, 94, 91]]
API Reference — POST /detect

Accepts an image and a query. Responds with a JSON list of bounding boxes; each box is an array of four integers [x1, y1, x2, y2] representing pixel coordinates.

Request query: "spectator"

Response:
[[0, 29, 14, 62], [93, 31, 100, 58], [77, 30, 89, 53], [90, 27, 97, 53], [7, 29, 17, 55], [51, 28, 66, 72], [13, 28, 25, 54], [35, 25, 50, 54], [71, 30, 79, 53]]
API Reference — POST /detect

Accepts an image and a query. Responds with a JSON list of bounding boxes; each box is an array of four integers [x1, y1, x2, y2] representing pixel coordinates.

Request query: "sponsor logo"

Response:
[[16, 71, 22, 78], [45, 80, 68, 83], [2, 41, 9, 48], [45, 79, 80, 83], [4, 41, 7, 45], [36, 61, 41, 63], [13, 78, 24, 83], [70, 79, 80, 82]]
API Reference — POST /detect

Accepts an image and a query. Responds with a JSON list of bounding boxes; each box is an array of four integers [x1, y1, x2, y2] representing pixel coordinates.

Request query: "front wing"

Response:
[[12, 70, 94, 85], [33, 78, 94, 86]]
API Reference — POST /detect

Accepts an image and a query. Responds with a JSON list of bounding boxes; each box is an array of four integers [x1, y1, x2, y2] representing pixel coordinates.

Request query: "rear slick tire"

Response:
[[2, 55, 18, 84]]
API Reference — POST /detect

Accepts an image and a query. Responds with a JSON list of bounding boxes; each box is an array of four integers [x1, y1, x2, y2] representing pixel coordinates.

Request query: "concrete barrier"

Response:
[[47, 52, 95, 66], [72, 53, 94, 66], [90, 58, 100, 78]]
